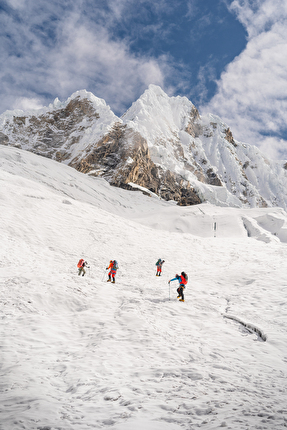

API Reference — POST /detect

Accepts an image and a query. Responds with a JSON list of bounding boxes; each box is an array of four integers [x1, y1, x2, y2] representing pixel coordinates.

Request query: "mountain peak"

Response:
[[1, 86, 287, 210], [60, 89, 109, 110]]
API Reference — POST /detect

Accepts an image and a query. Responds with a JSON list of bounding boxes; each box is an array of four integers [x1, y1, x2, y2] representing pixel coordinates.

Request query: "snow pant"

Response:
[[78, 267, 86, 276], [156, 268, 162, 276], [177, 286, 184, 300], [108, 270, 116, 282]]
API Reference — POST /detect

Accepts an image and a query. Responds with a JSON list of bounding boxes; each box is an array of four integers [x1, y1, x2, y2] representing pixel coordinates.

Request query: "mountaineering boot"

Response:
[[107, 279, 111, 282], [112, 279, 115, 283], [177, 295, 181, 299], [179, 299, 185, 302]]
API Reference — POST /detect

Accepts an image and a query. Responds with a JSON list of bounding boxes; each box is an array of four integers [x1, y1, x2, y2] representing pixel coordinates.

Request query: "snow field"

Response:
[[1, 146, 287, 429]]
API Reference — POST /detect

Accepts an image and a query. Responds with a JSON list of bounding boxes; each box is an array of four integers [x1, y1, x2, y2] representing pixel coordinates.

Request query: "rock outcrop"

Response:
[[70, 123, 201, 205], [0, 97, 100, 161]]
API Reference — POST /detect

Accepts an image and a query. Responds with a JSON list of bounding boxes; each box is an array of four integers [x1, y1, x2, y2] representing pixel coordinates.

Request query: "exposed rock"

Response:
[[159, 170, 201, 205], [185, 107, 203, 138], [206, 168, 222, 186], [71, 123, 202, 206], [0, 97, 100, 159], [190, 106, 200, 122], [257, 197, 268, 208], [243, 161, 250, 169], [224, 128, 237, 147], [0, 132, 9, 145], [13, 116, 26, 126]]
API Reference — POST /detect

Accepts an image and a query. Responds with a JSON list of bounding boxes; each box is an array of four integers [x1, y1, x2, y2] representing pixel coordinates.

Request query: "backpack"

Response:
[[156, 259, 161, 266], [181, 272, 188, 281], [77, 259, 84, 268], [113, 260, 118, 270]]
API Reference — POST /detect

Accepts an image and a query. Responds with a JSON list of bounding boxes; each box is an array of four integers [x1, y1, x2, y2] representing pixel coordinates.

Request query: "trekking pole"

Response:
[[101, 268, 107, 282], [168, 281, 170, 301]]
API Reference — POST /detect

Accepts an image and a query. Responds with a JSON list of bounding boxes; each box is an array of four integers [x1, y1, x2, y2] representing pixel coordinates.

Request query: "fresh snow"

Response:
[[1, 145, 287, 430]]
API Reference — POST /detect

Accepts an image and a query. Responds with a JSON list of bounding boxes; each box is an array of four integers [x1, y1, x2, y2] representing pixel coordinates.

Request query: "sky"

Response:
[[0, 0, 287, 159], [1, 144, 287, 429]]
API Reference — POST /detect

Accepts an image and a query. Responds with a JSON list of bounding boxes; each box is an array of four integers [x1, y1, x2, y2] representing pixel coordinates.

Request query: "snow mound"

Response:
[[242, 216, 280, 243]]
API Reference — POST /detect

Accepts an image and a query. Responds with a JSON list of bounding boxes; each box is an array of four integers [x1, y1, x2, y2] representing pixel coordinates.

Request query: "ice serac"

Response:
[[0, 85, 287, 209]]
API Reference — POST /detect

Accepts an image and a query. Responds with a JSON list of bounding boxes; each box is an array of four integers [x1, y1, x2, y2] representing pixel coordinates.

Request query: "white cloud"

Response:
[[230, 0, 287, 37], [0, 1, 177, 116], [6, 0, 26, 8], [185, 0, 199, 19], [43, 18, 167, 113], [12, 97, 45, 111], [202, 0, 287, 160]]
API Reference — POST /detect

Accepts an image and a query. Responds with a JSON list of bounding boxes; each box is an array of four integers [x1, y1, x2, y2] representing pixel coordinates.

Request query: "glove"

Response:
[[168, 281, 170, 284]]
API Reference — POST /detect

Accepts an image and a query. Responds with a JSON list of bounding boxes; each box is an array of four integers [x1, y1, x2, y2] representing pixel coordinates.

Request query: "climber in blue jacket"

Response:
[[168, 272, 188, 302]]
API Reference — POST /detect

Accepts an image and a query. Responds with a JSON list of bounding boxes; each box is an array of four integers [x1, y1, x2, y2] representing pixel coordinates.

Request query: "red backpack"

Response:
[[180, 272, 188, 285], [77, 259, 84, 268]]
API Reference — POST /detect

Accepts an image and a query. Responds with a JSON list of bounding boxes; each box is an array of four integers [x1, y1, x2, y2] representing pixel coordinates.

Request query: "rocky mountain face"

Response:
[[0, 86, 286, 209], [70, 122, 201, 205]]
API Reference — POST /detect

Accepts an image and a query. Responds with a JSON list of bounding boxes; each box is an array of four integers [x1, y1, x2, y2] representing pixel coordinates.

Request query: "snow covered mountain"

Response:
[[1, 85, 287, 209]]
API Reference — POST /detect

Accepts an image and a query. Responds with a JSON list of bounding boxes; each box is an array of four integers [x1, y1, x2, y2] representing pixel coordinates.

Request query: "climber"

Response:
[[106, 260, 119, 283], [155, 258, 165, 276], [168, 272, 188, 301], [77, 259, 88, 277]]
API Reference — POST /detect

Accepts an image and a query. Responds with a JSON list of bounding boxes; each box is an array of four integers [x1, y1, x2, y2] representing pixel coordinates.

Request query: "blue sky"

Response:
[[0, 0, 287, 159]]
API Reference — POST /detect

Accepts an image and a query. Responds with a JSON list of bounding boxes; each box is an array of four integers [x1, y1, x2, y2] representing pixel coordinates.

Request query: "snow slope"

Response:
[[1, 146, 287, 430]]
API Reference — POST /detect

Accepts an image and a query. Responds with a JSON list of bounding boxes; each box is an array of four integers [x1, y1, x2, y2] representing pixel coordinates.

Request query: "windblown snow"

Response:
[[1, 146, 287, 430]]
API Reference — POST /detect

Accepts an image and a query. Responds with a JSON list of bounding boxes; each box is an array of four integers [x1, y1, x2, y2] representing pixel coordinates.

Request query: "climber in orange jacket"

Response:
[[106, 260, 119, 283]]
